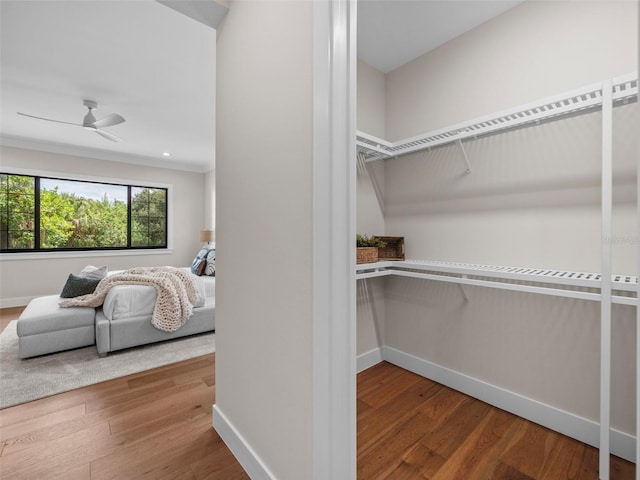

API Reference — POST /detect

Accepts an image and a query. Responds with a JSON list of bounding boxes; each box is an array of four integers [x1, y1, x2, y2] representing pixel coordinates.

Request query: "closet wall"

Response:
[[357, 59, 386, 236], [356, 60, 386, 360], [357, 0, 638, 454], [385, 1, 637, 141], [384, 104, 638, 273]]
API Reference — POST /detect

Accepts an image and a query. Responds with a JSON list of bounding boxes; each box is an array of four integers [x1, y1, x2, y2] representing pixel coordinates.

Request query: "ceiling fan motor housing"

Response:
[[82, 99, 97, 128]]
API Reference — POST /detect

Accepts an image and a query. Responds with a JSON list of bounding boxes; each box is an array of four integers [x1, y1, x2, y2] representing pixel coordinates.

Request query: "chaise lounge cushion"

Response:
[[17, 295, 96, 358]]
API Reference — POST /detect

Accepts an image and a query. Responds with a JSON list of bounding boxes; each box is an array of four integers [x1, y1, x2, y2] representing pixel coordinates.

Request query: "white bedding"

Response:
[[102, 269, 215, 321]]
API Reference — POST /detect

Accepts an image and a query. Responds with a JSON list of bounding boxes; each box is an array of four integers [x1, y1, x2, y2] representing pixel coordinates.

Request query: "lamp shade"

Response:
[[200, 230, 214, 242]]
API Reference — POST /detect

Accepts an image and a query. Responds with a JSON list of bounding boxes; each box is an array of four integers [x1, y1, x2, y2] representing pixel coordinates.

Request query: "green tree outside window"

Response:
[[0, 173, 167, 252]]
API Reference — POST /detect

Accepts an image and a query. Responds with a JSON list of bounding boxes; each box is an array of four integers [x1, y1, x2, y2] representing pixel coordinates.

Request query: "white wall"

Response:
[[357, 59, 385, 139], [356, 60, 387, 358], [368, 0, 638, 446], [214, 1, 313, 478], [384, 104, 638, 273], [0, 146, 207, 306], [204, 168, 216, 230], [383, 278, 636, 435], [386, 0, 638, 141], [357, 59, 386, 236]]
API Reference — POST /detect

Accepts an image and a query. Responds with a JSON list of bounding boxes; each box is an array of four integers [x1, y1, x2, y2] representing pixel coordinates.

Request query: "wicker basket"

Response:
[[356, 247, 379, 264], [373, 236, 405, 261]]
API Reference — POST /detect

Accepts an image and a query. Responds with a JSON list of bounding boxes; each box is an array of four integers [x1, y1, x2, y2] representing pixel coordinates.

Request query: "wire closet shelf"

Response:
[[356, 72, 638, 162], [355, 260, 638, 306], [354, 72, 639, 480]]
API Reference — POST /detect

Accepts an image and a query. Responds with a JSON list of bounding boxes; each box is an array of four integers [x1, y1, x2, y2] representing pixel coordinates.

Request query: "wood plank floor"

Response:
[[0, 351, 248, 479], [0, 307, 248, 479], [0, 307, 636, 479], [358, 362, 635, 480], [0, 306, 22, 334]]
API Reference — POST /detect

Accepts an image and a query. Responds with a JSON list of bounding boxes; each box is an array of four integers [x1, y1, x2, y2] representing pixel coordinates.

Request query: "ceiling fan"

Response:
[[17, 99, 125, 142]]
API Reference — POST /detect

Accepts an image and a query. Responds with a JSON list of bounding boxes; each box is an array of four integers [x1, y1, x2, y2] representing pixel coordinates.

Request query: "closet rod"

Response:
[[394, 269, 609, 302], [356, 270, 391, 280], [356, 263, 637, 306]]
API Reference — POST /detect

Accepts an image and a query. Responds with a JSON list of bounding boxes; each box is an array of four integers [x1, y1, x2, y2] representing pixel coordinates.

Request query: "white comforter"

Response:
[[101, 268, 215, 321]]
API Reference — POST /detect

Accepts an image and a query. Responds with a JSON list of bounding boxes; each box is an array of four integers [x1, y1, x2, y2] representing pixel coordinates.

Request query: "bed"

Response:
[[94, 268, 215, 356]]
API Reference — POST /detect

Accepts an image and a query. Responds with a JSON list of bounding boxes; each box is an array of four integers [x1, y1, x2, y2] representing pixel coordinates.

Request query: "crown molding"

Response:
[[0, 135, 211, 173]]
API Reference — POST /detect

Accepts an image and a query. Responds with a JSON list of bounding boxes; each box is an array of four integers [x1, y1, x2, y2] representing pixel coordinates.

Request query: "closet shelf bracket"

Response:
[[458, 274, 469, 301], [456, 139, 472, 174]]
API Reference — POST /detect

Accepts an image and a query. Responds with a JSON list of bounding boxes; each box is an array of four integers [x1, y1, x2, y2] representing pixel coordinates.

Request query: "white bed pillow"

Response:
[[80, 265, 108, 280], [202, 276, 215, 298], [188, 269, 213, 304]]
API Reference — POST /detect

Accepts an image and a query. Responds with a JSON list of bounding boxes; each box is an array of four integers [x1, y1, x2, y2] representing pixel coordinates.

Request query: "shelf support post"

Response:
[[456, 139, 472, 174], [599, 79, 613, 480], [636, 78, 640, 480]]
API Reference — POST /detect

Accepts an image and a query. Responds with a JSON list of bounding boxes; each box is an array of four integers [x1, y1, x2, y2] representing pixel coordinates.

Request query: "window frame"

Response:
[[0, 167, 173, 258]]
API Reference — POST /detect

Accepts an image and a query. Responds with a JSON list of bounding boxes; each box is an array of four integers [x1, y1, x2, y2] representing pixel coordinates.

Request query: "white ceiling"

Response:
[[358, 0, 525, 73], [1, 0, 217, 172], [1, 0, 523, 173]]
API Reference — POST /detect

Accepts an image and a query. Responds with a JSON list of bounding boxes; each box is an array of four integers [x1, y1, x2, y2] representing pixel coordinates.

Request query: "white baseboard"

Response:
[[214, 349, 635, 473], [382, 346, 635, 463], [357, 347, 383, 373], [212, 404, 277, 480], [0, 297, 34, 309]]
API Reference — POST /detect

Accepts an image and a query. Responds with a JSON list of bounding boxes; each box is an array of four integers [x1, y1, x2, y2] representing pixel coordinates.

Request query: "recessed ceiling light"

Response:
[[162, 152, 171, 157]]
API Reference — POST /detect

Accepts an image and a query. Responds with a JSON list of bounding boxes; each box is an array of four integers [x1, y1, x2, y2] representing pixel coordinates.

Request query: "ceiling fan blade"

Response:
[[94, 128, 121, 142], [17, 112, 80, 126], [93, 113, 125, 128]]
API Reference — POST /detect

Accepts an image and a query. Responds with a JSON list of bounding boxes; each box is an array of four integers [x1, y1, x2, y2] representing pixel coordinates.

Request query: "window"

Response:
[[0, 173, 168, 252], [131, 187, 167, 247], [0, 174, 35, 250]]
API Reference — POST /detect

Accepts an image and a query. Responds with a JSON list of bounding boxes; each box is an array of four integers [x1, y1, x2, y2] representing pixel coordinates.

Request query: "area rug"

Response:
[[0, 320, 215, 409]]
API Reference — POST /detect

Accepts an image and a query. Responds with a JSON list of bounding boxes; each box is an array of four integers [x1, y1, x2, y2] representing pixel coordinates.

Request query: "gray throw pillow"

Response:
[[60, 274, 101, 298]]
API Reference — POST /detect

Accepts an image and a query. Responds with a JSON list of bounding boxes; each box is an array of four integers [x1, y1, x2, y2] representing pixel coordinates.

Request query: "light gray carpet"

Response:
[[0, 320, 215, 409]]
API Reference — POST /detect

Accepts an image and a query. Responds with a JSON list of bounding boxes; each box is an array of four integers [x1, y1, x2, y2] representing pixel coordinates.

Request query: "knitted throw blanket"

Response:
[[59, 266, 199, 332]]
